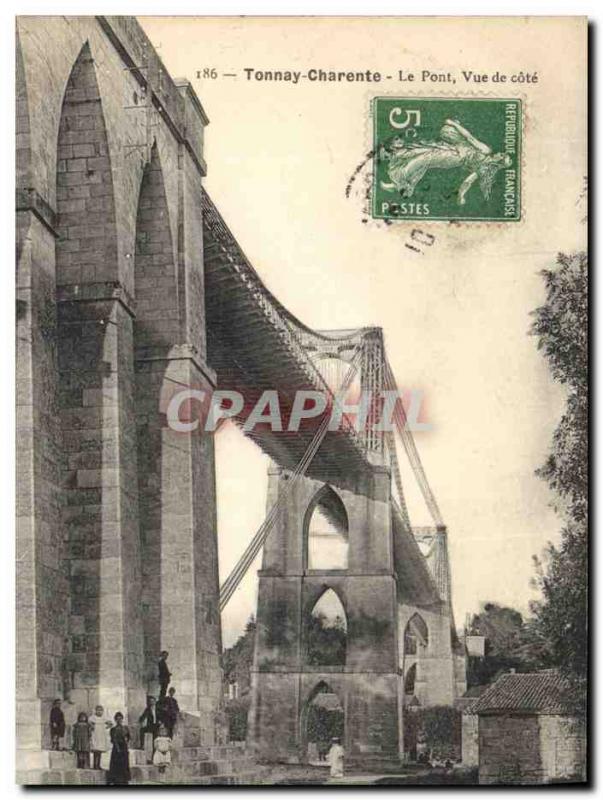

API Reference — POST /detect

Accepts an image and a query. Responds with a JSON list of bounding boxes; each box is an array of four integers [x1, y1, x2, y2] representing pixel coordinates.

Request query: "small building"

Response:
[[470, 670, 586, 785]]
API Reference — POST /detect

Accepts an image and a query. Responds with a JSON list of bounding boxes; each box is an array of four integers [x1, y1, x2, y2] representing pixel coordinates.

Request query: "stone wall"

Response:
[[461, 713, 479, 767], [538, 715, 586, 782], [16, 15, 221, 757], [478, 713, 586, 784]]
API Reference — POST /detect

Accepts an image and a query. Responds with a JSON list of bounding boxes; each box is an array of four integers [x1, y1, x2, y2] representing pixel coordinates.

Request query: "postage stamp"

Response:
[[372, 97, 522, 222]]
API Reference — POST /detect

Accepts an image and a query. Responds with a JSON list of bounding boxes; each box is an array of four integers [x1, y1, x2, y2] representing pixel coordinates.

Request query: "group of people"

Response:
[[51, 701, 132, 785], [138, 651, 180, 770], [48, 650, 180, 785]]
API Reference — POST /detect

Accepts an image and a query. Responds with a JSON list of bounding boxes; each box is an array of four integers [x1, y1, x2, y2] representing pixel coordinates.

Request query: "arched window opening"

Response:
[[306, 589, 347, 666], [307, 486, 349, 570], [404, 613, 429, 656], [404, 663, 417, 696], [303, 681, 344, 763]]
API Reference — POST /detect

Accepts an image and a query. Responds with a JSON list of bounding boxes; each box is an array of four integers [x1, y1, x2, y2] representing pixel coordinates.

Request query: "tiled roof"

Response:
[[470, 670, 575, 715], [457, 685, 489, 713]]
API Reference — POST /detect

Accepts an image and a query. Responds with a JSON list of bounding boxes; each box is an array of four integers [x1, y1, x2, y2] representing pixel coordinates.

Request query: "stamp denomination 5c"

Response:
[[372, 97, 522, 222]]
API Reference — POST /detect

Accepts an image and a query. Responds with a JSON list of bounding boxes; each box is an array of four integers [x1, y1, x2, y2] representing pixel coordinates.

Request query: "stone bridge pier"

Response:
[[16, 16, 222, 760], [248, 464, 405, 764], [248, 456, 465, 765]]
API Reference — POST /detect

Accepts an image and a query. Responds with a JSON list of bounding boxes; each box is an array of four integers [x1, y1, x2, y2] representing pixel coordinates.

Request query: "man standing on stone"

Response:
[[158, 650, 171, 698], [50, 699, 65, 751], [138, 696, 158, 765], [164, 687, 181, 740]]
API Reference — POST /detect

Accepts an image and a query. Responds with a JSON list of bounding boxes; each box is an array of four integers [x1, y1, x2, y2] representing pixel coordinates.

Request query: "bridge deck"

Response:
[[202, 189, 371, 486]]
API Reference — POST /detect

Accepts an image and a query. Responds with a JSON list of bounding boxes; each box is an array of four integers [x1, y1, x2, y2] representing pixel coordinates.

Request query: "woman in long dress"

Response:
[[107, 712, 131, 785], [327, 737, 344, 779]]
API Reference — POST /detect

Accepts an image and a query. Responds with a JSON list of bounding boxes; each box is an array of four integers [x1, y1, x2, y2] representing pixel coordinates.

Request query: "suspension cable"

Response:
[[219, 348, 363, 610], [383, 359, 444, 528]]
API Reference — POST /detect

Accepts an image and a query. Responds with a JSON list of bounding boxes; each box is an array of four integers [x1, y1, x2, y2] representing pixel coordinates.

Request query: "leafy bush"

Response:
[[224, 697, 250, 742], [410, 706, 461, 761], [306, 612, 346, 666]]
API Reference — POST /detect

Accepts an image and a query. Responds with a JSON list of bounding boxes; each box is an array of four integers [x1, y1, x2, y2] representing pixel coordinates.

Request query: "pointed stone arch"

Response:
[[404, 612, 429, 656], [305, 587, 347, 667], [304, 485, 349, 570], [300, 680, 345, 762], [56, 41, 118, 287], [134, 141, 180, 349], [133, 142, 182, 684], [306, 679, 335, 705], [56, 41, 144, 714]]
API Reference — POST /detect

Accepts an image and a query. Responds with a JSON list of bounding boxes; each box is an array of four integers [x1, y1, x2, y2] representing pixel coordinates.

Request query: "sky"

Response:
[[139, 16, 587, 647]]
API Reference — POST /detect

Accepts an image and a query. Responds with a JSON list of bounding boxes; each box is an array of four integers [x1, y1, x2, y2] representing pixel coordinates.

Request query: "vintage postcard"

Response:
[[15, 15, 587, 786]]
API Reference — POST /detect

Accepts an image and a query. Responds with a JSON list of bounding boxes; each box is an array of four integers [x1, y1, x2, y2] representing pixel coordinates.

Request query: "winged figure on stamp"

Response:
[[380, 118, 512, 205]]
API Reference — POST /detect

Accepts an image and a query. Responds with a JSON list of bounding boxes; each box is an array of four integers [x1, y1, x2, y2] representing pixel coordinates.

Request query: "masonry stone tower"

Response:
[[16, 16, 222, 762], [248, 329, 405, 764], [249, 464, 403, 764], [247, 326, 466, 764]]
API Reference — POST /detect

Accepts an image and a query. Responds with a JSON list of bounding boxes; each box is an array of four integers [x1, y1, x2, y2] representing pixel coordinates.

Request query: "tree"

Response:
[[467, 603, 549, 686], [306, 612, 347, 666], [222, 616, 256, 694], [529, 252, 588, 707], [416, 706, 461, 761], [222, 617, 256, 741], [530, 252, 588, 523]]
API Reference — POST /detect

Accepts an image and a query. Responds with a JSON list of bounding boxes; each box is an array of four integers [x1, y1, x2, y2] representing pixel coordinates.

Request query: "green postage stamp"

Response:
[[372, 97, 522, 222]]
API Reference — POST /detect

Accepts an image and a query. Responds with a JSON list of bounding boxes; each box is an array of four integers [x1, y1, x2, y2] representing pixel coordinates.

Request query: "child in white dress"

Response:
[[328, 737, 344, 778], [153, 724, 172, 773], [89, 704, 112, 770]]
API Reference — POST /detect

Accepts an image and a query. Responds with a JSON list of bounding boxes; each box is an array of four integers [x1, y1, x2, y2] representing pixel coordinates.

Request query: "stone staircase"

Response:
[[17, 743, 267, 786], [345, 753, 406, 773]]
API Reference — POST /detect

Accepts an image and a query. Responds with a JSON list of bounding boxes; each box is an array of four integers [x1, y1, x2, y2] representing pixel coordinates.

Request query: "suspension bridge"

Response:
[[15, 13, 464, 782], [202, 188, 465, 763]]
